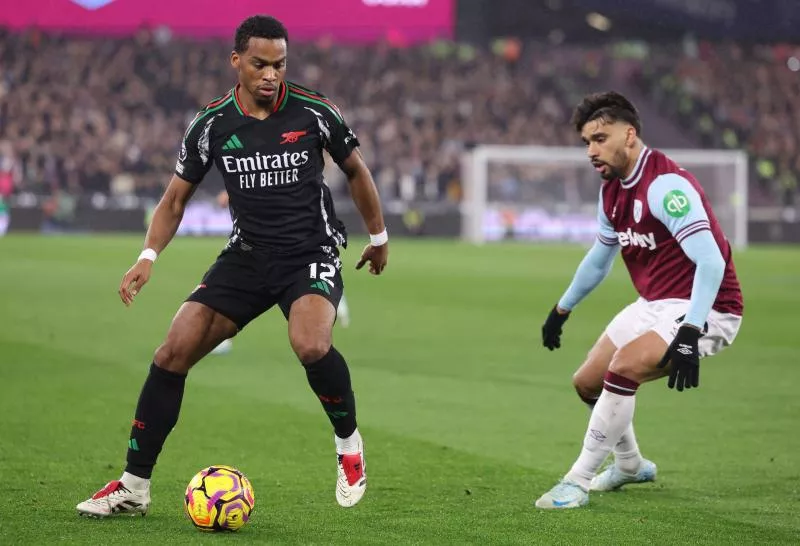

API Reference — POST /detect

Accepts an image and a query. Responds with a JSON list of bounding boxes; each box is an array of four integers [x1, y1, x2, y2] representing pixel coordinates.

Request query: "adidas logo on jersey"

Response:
[[617, 228, 657, 251], [222, 134, 244, 150]]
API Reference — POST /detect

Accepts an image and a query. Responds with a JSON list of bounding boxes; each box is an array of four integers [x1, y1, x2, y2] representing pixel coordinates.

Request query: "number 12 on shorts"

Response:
[[309, 263, 336, 287]]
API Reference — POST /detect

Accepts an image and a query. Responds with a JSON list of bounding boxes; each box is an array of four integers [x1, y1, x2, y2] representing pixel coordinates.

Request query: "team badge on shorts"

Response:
[[633, 199, 643, 223]]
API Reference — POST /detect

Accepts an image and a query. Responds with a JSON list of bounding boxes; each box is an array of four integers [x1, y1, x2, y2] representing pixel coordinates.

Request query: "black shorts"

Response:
[[186, 244, 344, 330]]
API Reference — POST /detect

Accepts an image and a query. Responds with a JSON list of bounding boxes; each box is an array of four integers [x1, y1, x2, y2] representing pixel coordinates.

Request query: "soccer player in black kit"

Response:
[[77, 15, 387, 516]]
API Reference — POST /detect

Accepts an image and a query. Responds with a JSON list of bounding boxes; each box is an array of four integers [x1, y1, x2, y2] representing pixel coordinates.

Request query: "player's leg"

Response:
[[279, 255, 365, 508], [572, 332, 616, 405], [125, 302, 239, 473], [287, 295, 366, 507], [587, 335, 656, 493], [575, 333, 654, 491], [604, 302, 741, 475], [77, 247, 262, 518], [579, 333, 657, 493], [536, 330, 667, 509], [576, 310, 652, 474], [77, 303, 237, 517], [536, 299, 663, 509]]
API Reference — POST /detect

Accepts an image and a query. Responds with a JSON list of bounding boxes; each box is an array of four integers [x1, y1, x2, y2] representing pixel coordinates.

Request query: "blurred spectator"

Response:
[[0, 28, 596, 203], [0, 140, 20, 197], [635, 42, 800, 207], [1, 28, 797, 207]]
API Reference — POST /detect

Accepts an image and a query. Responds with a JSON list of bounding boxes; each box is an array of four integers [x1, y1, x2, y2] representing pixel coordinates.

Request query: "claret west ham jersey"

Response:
[[175, 81, 359, 254], [596, 146, 743, 316]]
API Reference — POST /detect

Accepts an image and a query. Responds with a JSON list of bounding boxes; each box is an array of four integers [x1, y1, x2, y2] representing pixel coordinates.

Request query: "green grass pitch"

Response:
[[0, 235, 798, 545]]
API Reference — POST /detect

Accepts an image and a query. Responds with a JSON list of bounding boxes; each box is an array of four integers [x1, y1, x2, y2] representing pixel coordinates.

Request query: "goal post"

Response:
[[460, 145, 749, 248]]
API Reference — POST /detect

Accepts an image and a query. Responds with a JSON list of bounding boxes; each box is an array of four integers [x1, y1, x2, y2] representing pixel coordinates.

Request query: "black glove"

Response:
[[657, 325, 702, 391], [542, 305, 570, 350]]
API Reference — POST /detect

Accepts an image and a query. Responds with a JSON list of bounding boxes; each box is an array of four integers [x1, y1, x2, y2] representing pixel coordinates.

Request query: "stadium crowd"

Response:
[[0, 28, 798, 206], [0, 29, 597, 204], [635, 42, 800, 206]]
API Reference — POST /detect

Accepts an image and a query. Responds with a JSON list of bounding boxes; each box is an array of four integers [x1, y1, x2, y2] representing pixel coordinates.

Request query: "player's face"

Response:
[[580, 119, 635, 180], [231, 38, 287, 107]]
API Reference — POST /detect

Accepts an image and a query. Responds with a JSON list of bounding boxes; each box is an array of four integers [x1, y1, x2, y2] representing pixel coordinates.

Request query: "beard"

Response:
[[598, 150, 630, 180], [601, 165, 622, 180], [253, 94, 276, 108]]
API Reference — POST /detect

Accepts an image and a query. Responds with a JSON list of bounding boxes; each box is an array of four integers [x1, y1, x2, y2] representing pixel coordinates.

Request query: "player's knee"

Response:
[[572, 367, 602, 404], [607, 350, 643, 384], [291, 336, 331, 366], [153, 341, 194, 374]]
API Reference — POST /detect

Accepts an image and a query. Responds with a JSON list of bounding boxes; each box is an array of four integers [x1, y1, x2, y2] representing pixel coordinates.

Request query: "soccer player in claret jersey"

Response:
[[535, 92, 743, 509], [76, 15, 387, 517]]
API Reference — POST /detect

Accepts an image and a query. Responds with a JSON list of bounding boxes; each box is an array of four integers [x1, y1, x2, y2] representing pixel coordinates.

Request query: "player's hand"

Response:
[[542, 305, 570, 350], [657, 325, 702, 391], [119, 259, 154, 306], [355, 242, 388, 275]]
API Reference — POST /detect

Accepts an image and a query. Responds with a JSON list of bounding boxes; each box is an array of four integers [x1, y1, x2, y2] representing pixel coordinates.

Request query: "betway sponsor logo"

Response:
[[222, 151, 310, 189], [617, 228, 657, 250]]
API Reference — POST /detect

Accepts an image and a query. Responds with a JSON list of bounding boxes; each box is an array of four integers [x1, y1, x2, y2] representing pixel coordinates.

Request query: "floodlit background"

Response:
[[1, 1, 798, 544]]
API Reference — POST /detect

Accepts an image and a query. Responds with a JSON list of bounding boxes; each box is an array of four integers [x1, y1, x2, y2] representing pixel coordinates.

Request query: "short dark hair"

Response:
[[571, 91, 642, 136], [234, 15, 289, 53]]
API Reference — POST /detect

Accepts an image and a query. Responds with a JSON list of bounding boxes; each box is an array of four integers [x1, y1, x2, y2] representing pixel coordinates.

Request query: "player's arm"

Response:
[[557, 241, 619, 312], [216, 190, 230, 208], [118, 175, 198, 306], [542, 191, 619, 350], [142, 175, 198, 255], [119, 112, 214, 305], [647, 173, 725, 329], [321, 104, 387, 275], [649, 173, 725, 391], [340, 150, 385, 242], [341, 149, 388, 275]]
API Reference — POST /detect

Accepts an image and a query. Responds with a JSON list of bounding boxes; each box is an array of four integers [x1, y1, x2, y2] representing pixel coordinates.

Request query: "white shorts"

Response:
[[605, 298, 742, 357]]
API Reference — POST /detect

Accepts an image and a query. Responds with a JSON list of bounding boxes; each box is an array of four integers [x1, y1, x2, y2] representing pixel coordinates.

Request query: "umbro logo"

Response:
[[280, 130, 308, 144], [677, 344, 693, 355], [589, 429, 607, 442], [222, 134, 244, 150]]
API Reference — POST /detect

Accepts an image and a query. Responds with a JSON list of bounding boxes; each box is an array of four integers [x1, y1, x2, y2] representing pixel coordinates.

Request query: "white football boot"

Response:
[[535, 479, 589, 509], [591, 458, 657, 491], [335, 439, 366, 507], [76, 480, 150, 518]]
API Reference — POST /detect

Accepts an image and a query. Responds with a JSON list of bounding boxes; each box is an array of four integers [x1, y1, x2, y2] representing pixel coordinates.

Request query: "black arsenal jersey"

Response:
[[175, 81, 359, 254]]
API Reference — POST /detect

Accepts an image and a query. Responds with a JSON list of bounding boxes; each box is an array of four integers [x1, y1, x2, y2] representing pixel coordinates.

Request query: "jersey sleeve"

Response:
[[597, 187, 619, 246], [306, 99, 360, 166], [174, 111, 216, 184], [647, 173, 710, 242], [557, 238, 619, 311]]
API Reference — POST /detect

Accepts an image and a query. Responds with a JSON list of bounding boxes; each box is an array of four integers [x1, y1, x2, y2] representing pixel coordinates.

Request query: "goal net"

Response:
[[460, 146, 748, 248]]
